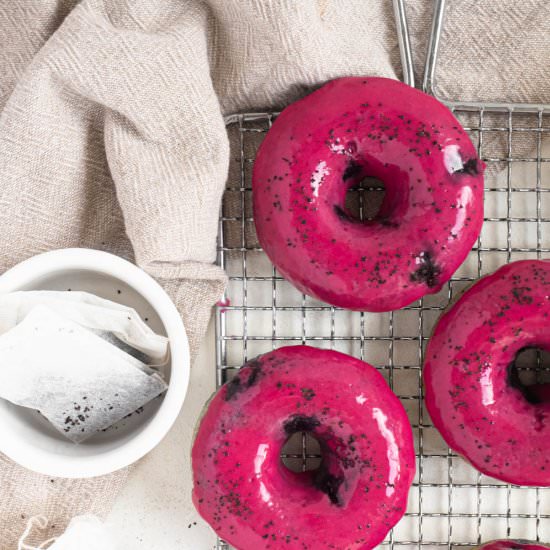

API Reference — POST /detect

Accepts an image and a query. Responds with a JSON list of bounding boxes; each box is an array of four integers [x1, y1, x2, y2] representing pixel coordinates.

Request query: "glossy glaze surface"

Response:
[[253, 77, 484, 312], [425, 260, 550, 486], [478, 541, 550, 550], [192, 346, 415, 549]]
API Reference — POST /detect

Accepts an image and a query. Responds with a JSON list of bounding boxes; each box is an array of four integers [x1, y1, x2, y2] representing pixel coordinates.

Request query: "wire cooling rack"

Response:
[[215, 1, 550, 548]]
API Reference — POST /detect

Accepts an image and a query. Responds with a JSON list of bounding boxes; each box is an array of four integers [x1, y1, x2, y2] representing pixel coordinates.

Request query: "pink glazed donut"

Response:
[[477, 542, 550, 550], [253, 77, 484, 312], [425, 260, 550, 486], [192, 346, 415, 550]]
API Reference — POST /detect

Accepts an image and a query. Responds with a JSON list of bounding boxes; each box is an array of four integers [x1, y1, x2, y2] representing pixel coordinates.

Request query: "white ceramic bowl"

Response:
[[0, 248, 190, 478]]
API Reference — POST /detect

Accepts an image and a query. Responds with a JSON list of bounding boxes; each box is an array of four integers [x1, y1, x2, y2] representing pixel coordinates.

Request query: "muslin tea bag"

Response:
[[0, 305, 168, 443], [18, 515, 116, 550], [0, 291, 168, 365]]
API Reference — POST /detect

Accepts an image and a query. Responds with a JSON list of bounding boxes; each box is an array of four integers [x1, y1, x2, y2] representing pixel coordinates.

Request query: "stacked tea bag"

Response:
[[0, 291, 169, 443]]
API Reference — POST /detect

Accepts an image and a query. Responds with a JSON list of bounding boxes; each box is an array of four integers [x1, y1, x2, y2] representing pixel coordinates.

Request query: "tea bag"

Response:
[[48, 516, 117, 550], [0, 291, 168, 365], [0, 305, 168, 443], [18, 515, 116, 550]]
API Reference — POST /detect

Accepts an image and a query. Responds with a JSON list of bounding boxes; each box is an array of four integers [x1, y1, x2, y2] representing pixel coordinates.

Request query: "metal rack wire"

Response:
[[215, 0, 550, 548]]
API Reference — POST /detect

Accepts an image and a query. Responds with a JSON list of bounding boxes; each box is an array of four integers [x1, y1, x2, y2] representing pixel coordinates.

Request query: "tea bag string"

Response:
[[17, 516, 58, 550]]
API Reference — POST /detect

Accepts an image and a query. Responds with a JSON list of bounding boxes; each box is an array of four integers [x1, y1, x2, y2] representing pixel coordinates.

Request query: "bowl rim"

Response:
[[0, 248, 190, 478]]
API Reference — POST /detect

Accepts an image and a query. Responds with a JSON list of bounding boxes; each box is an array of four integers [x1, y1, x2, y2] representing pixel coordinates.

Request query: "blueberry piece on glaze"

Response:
[[443, 144, 481, 177], [224, 358, 263, 401], [454, 157, 480, 176], [224, 376, 243, 401], [410, 251, 441, 288], [313, 466, 344, 506]]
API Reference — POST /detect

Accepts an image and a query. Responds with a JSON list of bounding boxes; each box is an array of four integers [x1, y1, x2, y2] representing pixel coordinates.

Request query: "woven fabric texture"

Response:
[[0, 0, 547, 547]]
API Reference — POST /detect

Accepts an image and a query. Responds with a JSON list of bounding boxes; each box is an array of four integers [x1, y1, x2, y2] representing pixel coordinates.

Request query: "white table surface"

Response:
[[106, 319, 218, 550]]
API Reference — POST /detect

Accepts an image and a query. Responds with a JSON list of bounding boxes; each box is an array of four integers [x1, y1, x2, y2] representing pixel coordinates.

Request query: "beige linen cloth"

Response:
[[0, 0, 547, 547]]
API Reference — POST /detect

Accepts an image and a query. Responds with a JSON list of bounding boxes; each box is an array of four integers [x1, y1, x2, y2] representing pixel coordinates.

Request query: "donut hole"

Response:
[[280, 431, 322, 473], [344, 177, 386, 222], [509, 347, 550, 404]]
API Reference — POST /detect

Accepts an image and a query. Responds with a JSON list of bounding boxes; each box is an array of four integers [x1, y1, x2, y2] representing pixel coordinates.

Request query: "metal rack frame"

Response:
[[215, 1, 550, 548]]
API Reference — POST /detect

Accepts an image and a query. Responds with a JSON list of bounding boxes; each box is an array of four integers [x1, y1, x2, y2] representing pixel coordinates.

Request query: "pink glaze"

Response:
[[253, 77, 484, 312], [192, 346, 415, 549], [425, 260, 550, 486], [477, 541, 550, 550]]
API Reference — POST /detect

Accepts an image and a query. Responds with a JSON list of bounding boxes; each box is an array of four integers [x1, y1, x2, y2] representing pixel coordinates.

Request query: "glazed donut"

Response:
[[477, 542, 550, 550], [425, 260, 550, 486], [253, 77, 484, 312], [192, 346, 415, 550]]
